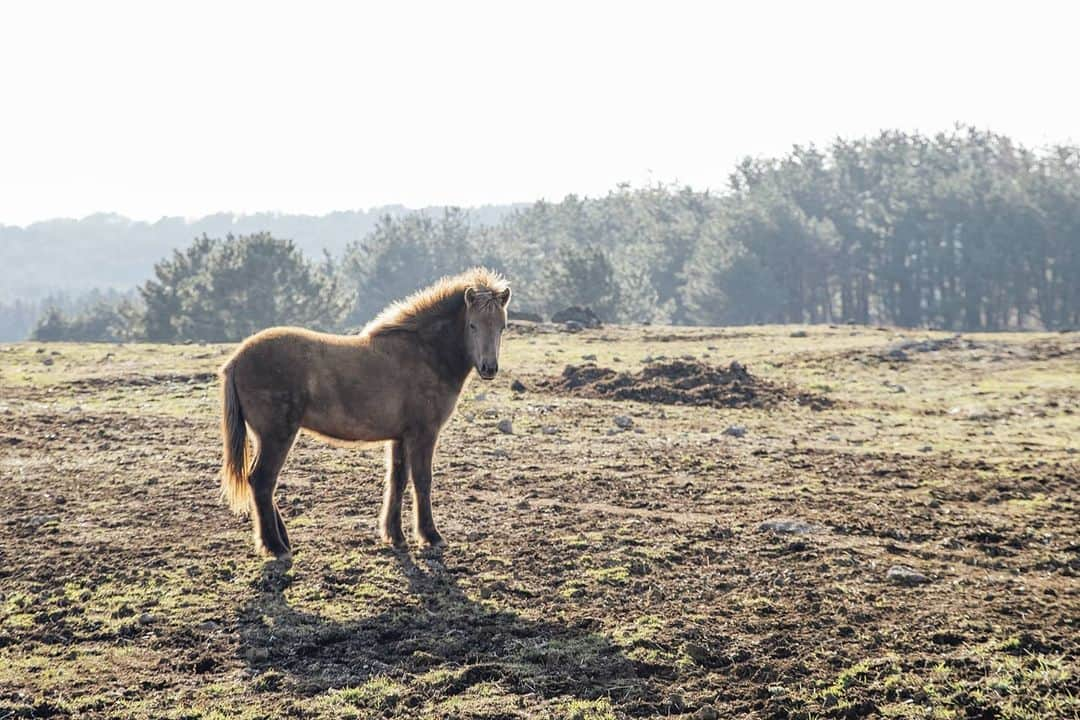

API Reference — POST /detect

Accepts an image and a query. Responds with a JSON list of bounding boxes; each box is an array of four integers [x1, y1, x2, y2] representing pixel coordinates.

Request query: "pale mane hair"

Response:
[[362, 267, 509, 337]]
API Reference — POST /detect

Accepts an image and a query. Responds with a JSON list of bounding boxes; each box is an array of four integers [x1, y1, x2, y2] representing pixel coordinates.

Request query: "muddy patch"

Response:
[[871, 334, 1080, 363], [537, 360, 833, 410], [61, 372, 218, 392]]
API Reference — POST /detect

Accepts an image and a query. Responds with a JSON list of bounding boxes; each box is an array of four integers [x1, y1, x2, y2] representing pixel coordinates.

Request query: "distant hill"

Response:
[[0, 204, 523, 302]]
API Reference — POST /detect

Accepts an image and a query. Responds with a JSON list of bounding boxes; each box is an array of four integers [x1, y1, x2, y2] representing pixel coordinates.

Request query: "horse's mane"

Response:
[[362, 267, 509, 337]]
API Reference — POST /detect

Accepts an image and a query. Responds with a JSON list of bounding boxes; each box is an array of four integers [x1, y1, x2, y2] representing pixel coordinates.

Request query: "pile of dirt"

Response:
[[551, 306, 602, 329], [540, 359, 833, 410], [877, 336, 983, 361]]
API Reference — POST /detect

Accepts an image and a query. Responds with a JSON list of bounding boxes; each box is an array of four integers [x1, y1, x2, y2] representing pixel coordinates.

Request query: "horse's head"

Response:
[[464, 285, 511, 380]]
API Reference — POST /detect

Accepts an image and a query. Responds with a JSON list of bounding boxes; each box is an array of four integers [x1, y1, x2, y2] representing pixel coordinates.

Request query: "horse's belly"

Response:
[[301, 401, 401, 443]]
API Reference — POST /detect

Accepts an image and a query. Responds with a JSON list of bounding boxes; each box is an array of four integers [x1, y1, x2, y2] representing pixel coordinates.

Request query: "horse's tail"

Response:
[[220, 361, 252, 515]]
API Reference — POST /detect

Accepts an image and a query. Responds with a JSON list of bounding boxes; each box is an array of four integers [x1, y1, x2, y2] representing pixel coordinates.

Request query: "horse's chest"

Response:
[[408, 384, 461, 427]]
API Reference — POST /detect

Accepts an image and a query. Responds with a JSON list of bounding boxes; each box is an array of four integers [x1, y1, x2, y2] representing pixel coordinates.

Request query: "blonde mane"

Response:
[[363, 267, 509, 336]]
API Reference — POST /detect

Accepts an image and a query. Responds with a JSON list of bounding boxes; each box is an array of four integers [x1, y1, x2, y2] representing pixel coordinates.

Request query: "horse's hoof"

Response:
[[417, 532, 446, 549], [380, 530, 407, 548], [256, 540, 292, 561]]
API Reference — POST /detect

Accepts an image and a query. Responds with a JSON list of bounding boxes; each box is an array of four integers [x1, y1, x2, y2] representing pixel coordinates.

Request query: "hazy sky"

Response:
[[1, 1, 1077, 226]]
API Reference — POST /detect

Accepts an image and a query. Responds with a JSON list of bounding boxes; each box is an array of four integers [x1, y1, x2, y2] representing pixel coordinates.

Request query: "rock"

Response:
[[826, 434, 842, 441], [138, 613, 158, 625], [551, 305, 601, 328], [246, 647, 270, 662], [541, 425, 558, 435], [508, 309, 543, 323], [790, 330, 808, 338], [694, 706, 719, 720], [473, 392, 488, 402], [614, 415, 633, 429], [722, 424, 747, 438], [196, 620, 219, 632], [496, 419, 513, 434], [491, 448, 510, 459], [759, 518, 820, 535], [510, 379, 526, 393], [919, 445, 933, 452], [682, 642, 710, 664], [883, 347, 910, 361], [29, 514, 60, 528], [581, 354, 597, 361], [563, 320, 583, 332], [887, 565, 929, 586], [42, 356, 54, 366]]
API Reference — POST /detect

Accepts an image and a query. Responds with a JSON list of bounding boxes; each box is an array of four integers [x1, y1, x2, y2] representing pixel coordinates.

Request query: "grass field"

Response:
[[1, 324, 1077, 719]]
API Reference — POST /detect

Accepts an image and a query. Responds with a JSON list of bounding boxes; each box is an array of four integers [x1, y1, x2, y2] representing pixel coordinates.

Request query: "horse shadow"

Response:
[[236, 548, 654, 712]]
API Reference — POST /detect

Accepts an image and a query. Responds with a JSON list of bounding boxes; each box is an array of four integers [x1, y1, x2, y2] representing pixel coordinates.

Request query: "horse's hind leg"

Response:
[[249, 426, 298, 559], [274, 505, 290, 550], [378, 440, 407, 547]]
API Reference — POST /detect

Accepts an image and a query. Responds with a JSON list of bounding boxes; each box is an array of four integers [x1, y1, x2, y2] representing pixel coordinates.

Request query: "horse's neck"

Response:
[[418, 317, 471, 387]]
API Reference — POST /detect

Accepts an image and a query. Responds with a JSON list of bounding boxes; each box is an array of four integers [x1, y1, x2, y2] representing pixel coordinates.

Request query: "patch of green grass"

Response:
[[585, 566, 629, 585], [1003, 493, 1050, 513], [562, 697, 617, 720], [790, 646, 1078, 720], [320, 676, 406, 716], [611, 614, 665, 648], [559, 579, 588, 599]]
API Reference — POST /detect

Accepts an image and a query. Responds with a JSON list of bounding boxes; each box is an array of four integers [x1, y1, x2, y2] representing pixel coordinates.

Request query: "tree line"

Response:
[[28, 126, 1080, 341]]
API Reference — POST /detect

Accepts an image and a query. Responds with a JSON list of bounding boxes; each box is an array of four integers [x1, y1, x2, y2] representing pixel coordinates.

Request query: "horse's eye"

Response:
[[469, 323, 476, 330]]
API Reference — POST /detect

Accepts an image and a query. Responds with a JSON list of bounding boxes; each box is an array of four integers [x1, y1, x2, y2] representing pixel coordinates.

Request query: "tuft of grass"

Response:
[[562, 697, 617, 720], [321, 676, 406, 716]]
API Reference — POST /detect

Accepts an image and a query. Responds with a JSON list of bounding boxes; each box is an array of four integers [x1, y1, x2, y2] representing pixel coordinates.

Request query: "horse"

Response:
[[218, 267, 511, 558]]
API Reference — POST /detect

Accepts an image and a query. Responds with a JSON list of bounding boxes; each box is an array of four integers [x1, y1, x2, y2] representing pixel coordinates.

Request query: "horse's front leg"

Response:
[[405, 432, 444, 548], [378, 440, 407, 547]]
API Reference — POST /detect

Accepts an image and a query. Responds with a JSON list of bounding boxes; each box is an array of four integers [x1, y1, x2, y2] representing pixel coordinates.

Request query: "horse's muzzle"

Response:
[[477, 361, 498, 380]]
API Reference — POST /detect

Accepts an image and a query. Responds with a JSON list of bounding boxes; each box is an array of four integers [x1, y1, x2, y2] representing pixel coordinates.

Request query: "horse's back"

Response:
[[224, 327, 354, 429]]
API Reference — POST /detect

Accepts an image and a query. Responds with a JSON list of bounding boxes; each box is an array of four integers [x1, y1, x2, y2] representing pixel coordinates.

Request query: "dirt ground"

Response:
[[0, 324, 1077, 719]]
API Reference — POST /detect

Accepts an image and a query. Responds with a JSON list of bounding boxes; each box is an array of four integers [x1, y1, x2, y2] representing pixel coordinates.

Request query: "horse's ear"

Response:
[[464, 287, 478, 307], [497, 287, 511, 307]]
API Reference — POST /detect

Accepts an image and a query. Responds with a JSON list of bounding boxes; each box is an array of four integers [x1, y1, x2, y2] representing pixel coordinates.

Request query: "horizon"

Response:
[[2, 1, 1078, 226], [0, 202, 530, 230], [0, 123, 1074, 230]]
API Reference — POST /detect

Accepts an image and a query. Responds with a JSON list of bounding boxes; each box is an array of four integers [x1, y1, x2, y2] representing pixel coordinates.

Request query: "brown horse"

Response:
[[219, 267, 511, 558]]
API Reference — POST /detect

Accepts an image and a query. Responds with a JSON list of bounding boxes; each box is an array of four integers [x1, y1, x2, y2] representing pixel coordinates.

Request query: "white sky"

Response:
[[0, 0, 1077, 226]]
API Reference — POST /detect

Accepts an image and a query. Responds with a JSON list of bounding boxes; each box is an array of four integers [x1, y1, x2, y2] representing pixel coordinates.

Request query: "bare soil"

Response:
[[0, 326, 1076, 719]]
